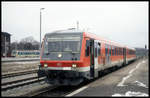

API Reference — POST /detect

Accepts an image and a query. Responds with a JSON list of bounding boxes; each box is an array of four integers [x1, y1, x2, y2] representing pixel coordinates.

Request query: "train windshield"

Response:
[[43, 35, 81, 54]]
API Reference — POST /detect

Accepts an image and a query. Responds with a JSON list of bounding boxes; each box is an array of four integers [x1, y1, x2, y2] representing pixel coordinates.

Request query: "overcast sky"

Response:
[[1, 1, 149, 48]]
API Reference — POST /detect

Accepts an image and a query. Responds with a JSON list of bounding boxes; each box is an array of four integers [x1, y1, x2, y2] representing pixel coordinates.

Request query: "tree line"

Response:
[[11, 36, 40, 51]]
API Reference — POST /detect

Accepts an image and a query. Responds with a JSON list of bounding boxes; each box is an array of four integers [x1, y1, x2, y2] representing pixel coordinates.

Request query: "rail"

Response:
[[2, 69, 38, 78], [2, 76, 45, 91]]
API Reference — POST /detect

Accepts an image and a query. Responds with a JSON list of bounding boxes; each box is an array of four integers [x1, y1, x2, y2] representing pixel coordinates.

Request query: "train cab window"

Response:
[[85, 40, 90, 56]]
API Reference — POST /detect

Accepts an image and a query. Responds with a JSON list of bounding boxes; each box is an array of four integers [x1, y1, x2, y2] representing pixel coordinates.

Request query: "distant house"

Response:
[[1, 32, 11, 57]]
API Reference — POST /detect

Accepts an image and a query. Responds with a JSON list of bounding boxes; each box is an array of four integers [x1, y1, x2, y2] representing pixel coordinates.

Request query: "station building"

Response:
[[1, 32, 11, 57]]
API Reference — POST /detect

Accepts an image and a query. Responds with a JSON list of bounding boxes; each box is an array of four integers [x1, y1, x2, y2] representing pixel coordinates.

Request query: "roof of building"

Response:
[[1, 32, 11, 36]]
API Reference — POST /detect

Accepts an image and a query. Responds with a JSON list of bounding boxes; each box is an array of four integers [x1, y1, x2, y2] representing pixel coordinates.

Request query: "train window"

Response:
[[118, 48, 120, 55], [111, 46, 113, 56], [109, 45, 111, 56], [112, 46, 115, 56], [95, 42, 97, 57], [116, 47, 118, 56], [105, 44, 108, 56], [120, 48, 122, 55], [119, 48, 120, 55], [115, 47, 116, 56], [85, 40, 90, 56], [95, 47, 97, 57], [117, 48, 119, 55], [98, 42, 101, 56]]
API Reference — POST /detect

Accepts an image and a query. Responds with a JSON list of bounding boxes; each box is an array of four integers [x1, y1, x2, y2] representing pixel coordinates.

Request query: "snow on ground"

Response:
[[133, 81, 148, 88], [112, 91, 148, 96], [113, 59, 149, 97], [117, 60, 145, 87]]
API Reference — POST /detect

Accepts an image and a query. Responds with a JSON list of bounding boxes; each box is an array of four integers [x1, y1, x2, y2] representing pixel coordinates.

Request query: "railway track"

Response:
[[2, 69, 45, 91], [2, 69, 38, 78]]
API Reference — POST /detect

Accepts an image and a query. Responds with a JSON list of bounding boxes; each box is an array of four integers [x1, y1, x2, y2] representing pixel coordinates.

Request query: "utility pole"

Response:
[[77, 21, 79, 30], [5, 35, 7, 57], [40, 8, 45, 51]]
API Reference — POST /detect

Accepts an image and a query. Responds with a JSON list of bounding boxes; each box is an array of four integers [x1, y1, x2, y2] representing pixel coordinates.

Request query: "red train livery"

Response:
[[37, 29, 136, 85]]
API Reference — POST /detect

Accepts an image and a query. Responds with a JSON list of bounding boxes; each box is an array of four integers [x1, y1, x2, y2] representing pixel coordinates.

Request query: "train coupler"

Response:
[[37, 64, 46, 78]]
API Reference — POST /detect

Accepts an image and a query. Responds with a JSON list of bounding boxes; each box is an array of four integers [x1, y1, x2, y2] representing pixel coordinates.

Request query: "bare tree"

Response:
[[11, 36, 40, 51], [20, 36, 35, 43]]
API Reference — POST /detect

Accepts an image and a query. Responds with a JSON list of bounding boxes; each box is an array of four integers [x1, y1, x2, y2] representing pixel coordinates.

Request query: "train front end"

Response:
[[37, 31, 88, 85]]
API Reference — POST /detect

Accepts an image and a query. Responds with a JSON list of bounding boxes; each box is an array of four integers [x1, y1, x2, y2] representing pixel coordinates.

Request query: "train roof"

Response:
[[84, 32, 135, 50], [84, 32, 126, 47], [44, 29, 135, 50], [45, 28, 83, 36]]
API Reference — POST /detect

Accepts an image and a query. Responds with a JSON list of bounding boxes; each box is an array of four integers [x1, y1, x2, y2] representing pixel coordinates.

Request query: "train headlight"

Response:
[[72, 64, 77, 68], [44, 64, 48, 67]]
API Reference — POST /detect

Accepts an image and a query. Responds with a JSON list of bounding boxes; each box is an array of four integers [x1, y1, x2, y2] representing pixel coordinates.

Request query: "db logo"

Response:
[[57, 63, 62, 66]]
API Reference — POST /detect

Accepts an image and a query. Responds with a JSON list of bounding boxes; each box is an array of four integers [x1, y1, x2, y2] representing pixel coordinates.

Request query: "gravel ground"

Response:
[[1, 61, 40, 74]]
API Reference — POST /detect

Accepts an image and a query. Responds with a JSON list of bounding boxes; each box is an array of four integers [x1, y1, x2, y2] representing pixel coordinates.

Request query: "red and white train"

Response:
[[37, 29, 136, 85]]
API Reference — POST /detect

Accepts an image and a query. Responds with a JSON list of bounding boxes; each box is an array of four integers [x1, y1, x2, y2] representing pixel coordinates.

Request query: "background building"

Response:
[[135, 47, 148, 58], [1, 32, 11, 57]]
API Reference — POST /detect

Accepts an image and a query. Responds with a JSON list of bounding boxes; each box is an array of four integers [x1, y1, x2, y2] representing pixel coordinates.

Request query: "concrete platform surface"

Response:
[[66, 58, 149, 97]]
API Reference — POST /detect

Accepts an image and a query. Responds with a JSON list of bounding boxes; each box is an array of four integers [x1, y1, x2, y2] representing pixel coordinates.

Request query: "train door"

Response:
[[89, 39, 95, 78], [89, 39, 99, 78], [123, 48, 126, 65], [94, 40, 99, 78], [94, 40, 99, 69]]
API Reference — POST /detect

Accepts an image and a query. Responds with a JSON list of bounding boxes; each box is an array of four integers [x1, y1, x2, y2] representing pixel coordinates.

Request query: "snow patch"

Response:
[[134, 81, 148, 88], [112, 91, 148, 96], [142, 60, 146, 63], [117, 62, 142, 87], [117, 74, 132, 86]]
